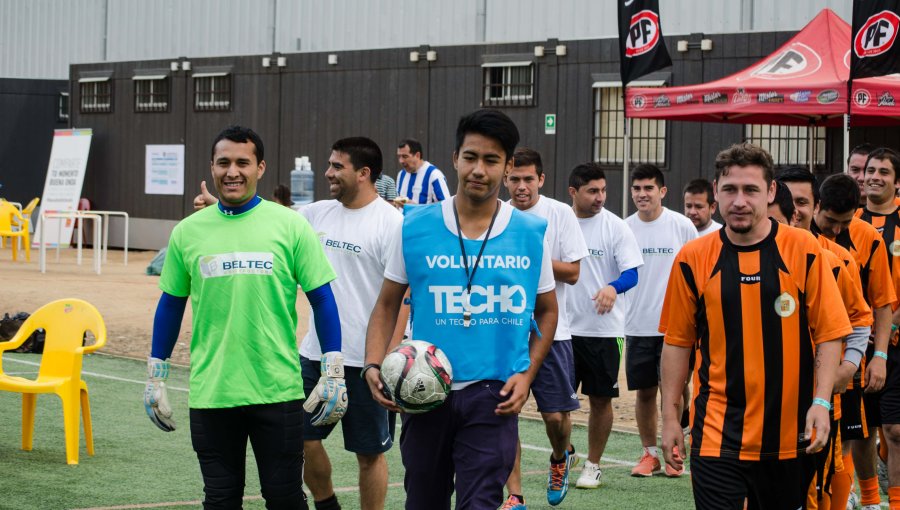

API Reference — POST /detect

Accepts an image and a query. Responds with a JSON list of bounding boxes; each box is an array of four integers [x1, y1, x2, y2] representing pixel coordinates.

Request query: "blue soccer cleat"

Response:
[[547, 446, 579, 506]]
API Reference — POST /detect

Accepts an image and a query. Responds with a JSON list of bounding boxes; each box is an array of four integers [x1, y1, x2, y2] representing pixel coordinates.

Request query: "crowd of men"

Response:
[[141, 112, 900, 510]]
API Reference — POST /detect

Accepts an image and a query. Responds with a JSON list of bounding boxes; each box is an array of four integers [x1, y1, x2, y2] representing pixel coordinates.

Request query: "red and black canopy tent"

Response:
[[619, 8, 900, 214]]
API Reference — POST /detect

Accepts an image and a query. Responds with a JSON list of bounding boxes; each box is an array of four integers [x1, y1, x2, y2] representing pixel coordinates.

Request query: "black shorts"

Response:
[[690, 454, 816, 510], [625, 335, 663, 391], [841, 387, 872, 440], [881, 342, 900, 425], [572, 336, 623, 398]]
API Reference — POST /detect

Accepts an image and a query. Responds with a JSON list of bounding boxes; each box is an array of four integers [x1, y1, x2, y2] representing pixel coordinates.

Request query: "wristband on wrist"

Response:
[[812, 398, 832, 411], [360, 363, 381, 380], [892, 324, 899, 332], [874, 350, 888, 361]]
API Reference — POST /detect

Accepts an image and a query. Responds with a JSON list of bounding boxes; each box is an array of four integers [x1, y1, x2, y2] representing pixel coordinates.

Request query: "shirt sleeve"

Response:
[[293, 214, 337, 292], [868, 237, 898, 310], [158, 225, 191, 297], [430, 170, 450, 202], [806, 246, 853, 344], [537, 230, 555, 294], [615, 220, 645, 273], [384, 176, 398, 200], [558, 206, 589, 263], [660, 250, 699, 347], [383, 219, 408, 284], [837, 255, 874, 328]]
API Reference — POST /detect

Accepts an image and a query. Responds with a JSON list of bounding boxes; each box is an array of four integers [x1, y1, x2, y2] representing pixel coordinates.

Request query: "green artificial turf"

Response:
[[0, 352, 695, 509]]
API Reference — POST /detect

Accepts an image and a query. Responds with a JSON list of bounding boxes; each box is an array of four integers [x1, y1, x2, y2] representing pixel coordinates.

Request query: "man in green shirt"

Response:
[[143, 125, 346, 509]]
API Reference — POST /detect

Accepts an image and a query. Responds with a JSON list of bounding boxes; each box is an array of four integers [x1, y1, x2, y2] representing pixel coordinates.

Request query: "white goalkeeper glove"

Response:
[[144, 357, 176, 432], [303, 351, 348, 426]]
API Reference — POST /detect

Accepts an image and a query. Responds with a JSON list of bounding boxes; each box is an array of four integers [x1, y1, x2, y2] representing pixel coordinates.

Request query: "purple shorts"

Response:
[[399, 380, 518, 509], [530, 340, 580, 413]]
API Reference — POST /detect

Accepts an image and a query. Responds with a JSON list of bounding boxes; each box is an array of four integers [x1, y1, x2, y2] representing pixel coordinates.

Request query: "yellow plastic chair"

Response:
[[0, 299, 107, 464], [0, 201, 29, 261], [15, 197, 39, 233]]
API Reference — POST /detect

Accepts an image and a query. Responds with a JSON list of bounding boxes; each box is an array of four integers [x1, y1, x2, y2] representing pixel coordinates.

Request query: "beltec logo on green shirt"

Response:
[[199, 252, 275, 278]]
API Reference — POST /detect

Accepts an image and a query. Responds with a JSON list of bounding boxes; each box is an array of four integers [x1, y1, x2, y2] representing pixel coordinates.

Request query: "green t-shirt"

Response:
[[160, 200, 336, 408]]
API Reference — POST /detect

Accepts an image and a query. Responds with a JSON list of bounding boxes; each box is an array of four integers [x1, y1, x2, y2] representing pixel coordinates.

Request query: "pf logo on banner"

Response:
[[855, 11, 900, 58], [625, 10, 662, 57]]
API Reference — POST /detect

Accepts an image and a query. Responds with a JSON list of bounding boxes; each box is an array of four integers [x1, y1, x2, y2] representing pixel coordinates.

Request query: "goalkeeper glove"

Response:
[[303, 351, 348, 426], [144, 357, 176, 432]]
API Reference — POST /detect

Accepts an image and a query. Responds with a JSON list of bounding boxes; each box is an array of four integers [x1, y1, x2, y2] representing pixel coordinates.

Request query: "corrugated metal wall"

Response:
[[1, 0, 854, 80]]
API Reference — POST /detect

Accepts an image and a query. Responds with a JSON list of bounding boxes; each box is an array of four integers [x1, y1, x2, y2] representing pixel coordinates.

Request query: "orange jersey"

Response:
[[834, 217, 897, 311], [857, 207, 900, 307], [661, 222, 852, 461]]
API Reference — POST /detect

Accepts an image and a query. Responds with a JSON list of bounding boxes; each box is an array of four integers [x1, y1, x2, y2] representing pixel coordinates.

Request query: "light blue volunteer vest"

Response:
[[402, 203, 547, 383]]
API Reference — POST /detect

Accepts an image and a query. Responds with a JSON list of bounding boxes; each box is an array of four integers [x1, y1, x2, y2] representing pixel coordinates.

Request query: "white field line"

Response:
[[4, 357, 188, 392]]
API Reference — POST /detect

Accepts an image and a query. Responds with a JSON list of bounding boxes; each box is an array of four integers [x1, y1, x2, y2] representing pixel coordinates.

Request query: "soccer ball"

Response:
[[380, 340, 453, 413]]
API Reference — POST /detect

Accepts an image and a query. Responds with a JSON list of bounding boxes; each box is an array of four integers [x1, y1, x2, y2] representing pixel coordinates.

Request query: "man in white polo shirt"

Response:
[[502, 147, 588, 508], [566, 162, 643, 490], [624, 163, 697, 478]]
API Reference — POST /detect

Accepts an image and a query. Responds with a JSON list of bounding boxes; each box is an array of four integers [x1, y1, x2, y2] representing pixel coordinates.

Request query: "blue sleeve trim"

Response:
[[306, 282, 342, 353], [432, 176, 446, 201], [151, 292, 188, 359], [610, 267, 639, 294]]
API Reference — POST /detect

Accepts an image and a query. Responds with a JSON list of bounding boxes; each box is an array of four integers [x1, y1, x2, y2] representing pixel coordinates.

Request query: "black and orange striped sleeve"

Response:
[[661, 248, 699, 348], [805, 242, 853, 344]]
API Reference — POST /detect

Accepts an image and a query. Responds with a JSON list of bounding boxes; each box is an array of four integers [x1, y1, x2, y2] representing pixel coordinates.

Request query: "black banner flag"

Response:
[[618, 0, 672, 86], [851, 0, 900, 79]]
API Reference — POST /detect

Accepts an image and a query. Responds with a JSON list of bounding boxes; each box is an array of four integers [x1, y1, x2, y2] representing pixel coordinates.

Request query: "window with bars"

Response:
[[58, 92, 69, 122], [744, 125, 826, 167], [482, 63, 534, 107], [194, 74, 231, 112], [134, 77, 169, 112], [593, 86, 666, 165], [79, 79, 112, 113]]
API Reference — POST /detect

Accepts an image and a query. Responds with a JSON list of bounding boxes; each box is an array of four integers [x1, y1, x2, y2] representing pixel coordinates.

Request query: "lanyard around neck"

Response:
[[452, 198, 501, 295]]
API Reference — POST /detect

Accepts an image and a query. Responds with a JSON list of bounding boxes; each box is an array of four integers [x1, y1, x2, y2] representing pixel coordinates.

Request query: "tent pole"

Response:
[[843, 114, 850, 173], [622, 117, 631, 218], [808, 127, 814, 173]]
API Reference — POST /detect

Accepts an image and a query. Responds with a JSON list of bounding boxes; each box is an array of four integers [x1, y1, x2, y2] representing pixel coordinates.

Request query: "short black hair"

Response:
[[513, 147, 543, 176], [866, 147, 900, 183], [819, 173, 861, 214], [770, 180, 796, 221], [849, 143, 875, 161], [569, 162, 607, 190], [398, 139, 423, 157], [715, 143, 774, 186], [454, 109, 520, 162], [332, 137, 383, 183], [211, 125, 264, 162], [775, 166, 820, 205], [683, 179, 714, 204], [631, 163, 665, 188]]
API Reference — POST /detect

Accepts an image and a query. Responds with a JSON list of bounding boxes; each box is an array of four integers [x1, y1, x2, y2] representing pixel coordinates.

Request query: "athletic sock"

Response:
[[644, 446, 659, 458], [314, 494, 341, 510], [889, 487, 900, 509], [681, 409, 690, 429], [860, 476, 880, 505], [831, 453, 854, 510], [510, 494, 525, 504]]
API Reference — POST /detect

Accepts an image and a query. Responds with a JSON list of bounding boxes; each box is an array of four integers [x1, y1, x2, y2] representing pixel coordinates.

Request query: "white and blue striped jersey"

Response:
[[396, 161, 450, 204]]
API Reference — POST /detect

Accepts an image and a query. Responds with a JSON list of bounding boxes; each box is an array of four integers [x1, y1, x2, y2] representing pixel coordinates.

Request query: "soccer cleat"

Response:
[[877, 456, 889, 495], [860, 505, 880, 510], [547, 446, 579, 505], [499, 494, 526, 510], [630, 451, 661, 477], [575, 460, 602, 489]]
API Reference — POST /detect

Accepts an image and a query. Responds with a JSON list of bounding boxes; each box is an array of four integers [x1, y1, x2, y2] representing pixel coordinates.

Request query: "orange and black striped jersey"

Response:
[[660, 221, 852, 461], [833, 217, 897, 311], [815, 234, 872, 329], [857, 207, 900, 304]]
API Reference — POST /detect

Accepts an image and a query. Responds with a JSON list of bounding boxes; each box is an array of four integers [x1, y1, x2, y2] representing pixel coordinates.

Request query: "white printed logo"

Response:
[[891, 240, 900, 257], [774, 292, 797, 318], [199, 252, 274, 278], [429, 285, 527, 314]]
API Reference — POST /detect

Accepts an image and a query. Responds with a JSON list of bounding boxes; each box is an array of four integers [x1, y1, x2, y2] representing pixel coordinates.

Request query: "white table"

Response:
[[39, 211, 102, 275], [87, 210, 129, 265]]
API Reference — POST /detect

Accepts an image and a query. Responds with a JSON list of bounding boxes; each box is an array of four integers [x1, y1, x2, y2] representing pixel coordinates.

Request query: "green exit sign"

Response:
[[545, 114, 556, 134]]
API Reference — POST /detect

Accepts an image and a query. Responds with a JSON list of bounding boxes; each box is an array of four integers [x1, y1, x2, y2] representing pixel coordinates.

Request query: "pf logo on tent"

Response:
[[855, 11, 900, 58], [748, 43, 822, 80], [625, 10, 662, 57]]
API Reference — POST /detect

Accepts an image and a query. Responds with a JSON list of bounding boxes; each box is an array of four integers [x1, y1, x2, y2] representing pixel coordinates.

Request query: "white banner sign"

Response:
[[33, 128, 93, 247], [145, 144, 185, 195]]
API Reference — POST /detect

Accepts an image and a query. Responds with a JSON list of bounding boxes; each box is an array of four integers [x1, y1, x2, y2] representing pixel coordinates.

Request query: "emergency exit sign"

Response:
[[545, 114, 556, 135]]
